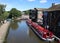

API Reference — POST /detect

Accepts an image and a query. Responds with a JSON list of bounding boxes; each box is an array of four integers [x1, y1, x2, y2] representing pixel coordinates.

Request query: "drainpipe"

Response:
[[52, 3, 55, 7]]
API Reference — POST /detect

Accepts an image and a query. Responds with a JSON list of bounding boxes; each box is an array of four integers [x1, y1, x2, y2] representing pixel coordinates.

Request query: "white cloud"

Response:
[[27, 0, 35, 2], [40, 0, 47, 3], [0, 2, 13, 11], [6, 4, 12, 11], [55, 3, 60, 5]]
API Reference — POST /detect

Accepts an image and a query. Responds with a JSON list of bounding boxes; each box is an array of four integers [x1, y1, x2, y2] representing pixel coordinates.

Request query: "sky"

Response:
[[0, 0, 60, 11]]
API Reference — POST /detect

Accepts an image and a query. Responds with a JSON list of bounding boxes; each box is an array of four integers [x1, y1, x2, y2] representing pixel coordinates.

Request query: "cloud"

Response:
[[6, 4, 13, 11], [55, 3, 60, 5], [27, 0, 35, 2], [0, 2, 13, 11], [40, 0, 47, 3]]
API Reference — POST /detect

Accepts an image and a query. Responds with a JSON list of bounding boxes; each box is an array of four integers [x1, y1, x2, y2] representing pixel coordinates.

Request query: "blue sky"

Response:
[[0, 0, 60, 11]]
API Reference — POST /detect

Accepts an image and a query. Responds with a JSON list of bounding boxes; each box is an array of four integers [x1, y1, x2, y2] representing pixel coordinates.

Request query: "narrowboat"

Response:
[[26, 20, 54, 41]]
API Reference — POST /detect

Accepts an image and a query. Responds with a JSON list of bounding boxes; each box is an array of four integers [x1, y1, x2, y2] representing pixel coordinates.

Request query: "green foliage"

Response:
[[0, 4, 6, 15], [0, 4, 6, 21], [0, 11, 9, 21], [9, 8, 21, 18], [0, 4, 22, 21], [24, 10, 29, 15], [3, 11, 9, 19]]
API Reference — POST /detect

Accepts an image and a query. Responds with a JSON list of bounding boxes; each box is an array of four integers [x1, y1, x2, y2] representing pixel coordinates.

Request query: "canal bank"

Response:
[[0, 21, 10, 43]]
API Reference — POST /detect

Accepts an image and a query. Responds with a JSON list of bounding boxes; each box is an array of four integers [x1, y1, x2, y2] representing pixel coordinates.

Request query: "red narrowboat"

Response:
[[26, 20, 54, 41]]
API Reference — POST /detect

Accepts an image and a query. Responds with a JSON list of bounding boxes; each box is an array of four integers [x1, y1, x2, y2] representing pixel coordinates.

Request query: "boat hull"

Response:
[[26, 20, 54, 41]]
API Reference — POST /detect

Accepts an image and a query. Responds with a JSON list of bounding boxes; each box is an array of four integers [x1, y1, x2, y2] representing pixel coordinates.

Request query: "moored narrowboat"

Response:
[[26, 20, 54, 41]]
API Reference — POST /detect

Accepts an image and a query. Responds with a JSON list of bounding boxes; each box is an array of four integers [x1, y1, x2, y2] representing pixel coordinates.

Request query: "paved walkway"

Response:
[[0, 22, 10, 43]]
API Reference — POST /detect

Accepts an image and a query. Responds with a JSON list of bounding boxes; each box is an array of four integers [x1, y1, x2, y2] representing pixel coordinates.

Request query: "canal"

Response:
[[5, 20, 57, 43]]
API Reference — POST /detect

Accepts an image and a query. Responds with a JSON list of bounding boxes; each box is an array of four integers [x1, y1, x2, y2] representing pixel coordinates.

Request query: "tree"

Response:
[[3, 11, 9, 19], [0, 4, 6, 22], [9, 8, 21, 19], [23, 10, 29, 15], [17, 10, 22, 17], [0, 11, 9, 21], [0, 4, 6, 15]]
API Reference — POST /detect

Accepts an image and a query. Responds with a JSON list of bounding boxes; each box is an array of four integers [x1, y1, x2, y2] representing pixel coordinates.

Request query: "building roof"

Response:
[[36, 8, 47, 11], [45, 4, 60, 11]]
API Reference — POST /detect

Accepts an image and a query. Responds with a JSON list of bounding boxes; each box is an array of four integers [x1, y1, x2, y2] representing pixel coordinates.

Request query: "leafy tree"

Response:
[[3, 11, 9, 19], [9, 8, 21, 19], [23, 10, 29, 15], [0, 4, 6, 21], [0, 11, 9, 21], [17, 10, 22, 17], [0, 4, 6, 15]]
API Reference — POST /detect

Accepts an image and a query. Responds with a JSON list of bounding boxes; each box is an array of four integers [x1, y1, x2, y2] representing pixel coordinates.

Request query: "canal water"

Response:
[[5, 20, 57, 43]]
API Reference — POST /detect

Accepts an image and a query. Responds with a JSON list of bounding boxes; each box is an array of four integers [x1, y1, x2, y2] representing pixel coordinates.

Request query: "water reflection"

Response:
[[10, 21, 18, 30], [5, 20, 57, 43]]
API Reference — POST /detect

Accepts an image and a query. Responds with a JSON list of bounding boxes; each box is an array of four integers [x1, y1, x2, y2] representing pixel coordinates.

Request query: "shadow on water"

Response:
[[4, 20, 58, 43]]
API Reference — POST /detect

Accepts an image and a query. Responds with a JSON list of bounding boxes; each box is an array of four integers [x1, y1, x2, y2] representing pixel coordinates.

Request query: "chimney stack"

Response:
[[52, 3, 55, 7]]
